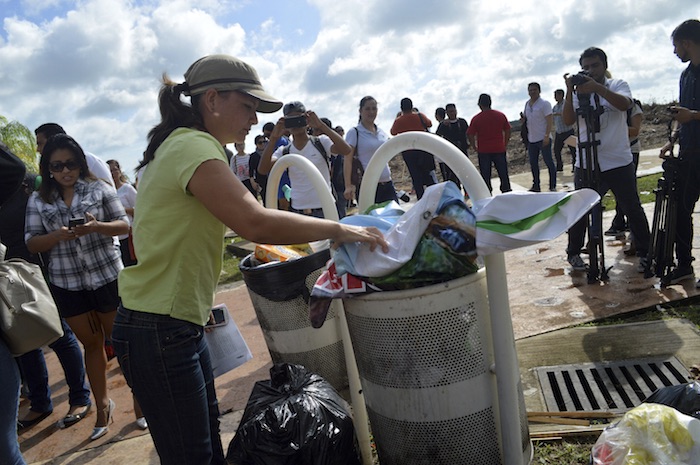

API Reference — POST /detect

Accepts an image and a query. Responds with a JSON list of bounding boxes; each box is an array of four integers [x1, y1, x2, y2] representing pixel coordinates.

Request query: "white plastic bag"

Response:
[[591, 403, 700, 465]]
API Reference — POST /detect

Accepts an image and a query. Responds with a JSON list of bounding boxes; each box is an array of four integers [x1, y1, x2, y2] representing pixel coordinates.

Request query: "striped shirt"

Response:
[[25, 178, 126, 291]]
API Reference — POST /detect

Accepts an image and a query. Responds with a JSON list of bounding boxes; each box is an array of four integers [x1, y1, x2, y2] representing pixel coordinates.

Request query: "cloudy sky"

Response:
[[0, 0, 694, 174]]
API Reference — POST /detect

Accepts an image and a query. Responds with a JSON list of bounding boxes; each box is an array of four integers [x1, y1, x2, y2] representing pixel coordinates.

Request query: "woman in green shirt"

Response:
[[113, 54, 386, 465]]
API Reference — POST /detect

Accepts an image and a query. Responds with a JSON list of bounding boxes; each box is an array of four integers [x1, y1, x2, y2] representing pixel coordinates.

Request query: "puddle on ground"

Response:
[[569, 310, 588, 318], [533, 296, 564, 307], [544, 267, 565, 277], [605, 302, 620, 308], [628, 285, 654, 294]]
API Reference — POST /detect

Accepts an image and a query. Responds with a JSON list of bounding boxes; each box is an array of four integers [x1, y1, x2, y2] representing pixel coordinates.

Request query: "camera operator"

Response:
[[562, 47, 650, 273], [659, 19, 700, 286]]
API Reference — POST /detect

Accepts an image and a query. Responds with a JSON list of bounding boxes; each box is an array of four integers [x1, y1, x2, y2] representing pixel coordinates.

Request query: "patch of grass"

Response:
[[219, 238, 243, 285], [533, 438, 598, 464], [601, 172, 661, 211]]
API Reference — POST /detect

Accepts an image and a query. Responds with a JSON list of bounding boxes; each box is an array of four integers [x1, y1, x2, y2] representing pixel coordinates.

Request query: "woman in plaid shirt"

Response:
[[24, 134, 129, 441]]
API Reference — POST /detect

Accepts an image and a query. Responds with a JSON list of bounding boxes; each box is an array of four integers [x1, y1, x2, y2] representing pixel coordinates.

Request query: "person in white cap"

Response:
[[112, 54, 387, 465]]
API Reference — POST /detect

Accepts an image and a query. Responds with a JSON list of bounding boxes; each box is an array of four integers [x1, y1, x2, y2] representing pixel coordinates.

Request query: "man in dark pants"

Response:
[[390, 97, 436, 200], [660, 19, 700, 286], [552, 89, 577, 171], [467, 94, 512, 193], [562, 47, 650, 274]]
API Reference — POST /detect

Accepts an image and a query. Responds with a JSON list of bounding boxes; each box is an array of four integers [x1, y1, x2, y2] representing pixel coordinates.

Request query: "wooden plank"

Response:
[[527, 411, 616, 419], [530, 424, 608, 439], [528, 416, 590, 427]]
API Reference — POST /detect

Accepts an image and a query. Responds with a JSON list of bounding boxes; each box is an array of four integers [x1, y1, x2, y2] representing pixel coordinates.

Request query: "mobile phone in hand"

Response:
[[68, 216, 86, 228], [206, 306, 228, 328]]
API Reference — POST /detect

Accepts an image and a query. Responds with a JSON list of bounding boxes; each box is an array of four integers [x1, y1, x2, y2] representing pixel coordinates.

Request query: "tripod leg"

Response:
[[645, 179, 666, 279]]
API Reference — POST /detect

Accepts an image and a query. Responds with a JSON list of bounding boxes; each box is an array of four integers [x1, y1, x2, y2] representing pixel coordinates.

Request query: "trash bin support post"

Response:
[[359, 132, 527, 465], [264, 155, 373, 465]]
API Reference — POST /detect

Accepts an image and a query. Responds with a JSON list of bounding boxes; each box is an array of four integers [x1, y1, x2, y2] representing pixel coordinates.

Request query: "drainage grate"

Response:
[[535, 357, 691, 414]]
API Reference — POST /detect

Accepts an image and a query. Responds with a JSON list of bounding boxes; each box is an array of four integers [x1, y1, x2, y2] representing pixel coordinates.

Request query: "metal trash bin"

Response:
[[342, 269, 531, 465], [239, 250, 348, 392]]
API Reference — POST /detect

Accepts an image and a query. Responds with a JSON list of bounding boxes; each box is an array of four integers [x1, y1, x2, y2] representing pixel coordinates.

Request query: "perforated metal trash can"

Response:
[[239, 250, 347, 392], [342, 269, 532, 465]]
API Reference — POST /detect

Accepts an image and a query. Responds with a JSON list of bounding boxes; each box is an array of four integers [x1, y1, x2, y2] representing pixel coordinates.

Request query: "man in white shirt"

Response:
[[257, 101, 351, 218], [562, 47, 650, 274], [523, 83, 556, 192], [35, 123, 114, 189]]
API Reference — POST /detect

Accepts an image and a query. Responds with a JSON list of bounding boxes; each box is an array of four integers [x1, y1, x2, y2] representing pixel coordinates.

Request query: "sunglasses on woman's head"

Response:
[[49, 160, 80, 173]]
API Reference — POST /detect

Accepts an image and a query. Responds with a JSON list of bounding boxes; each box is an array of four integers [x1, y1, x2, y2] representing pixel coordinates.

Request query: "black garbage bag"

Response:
[[644, 380, 700, 419], [226, 363, 361, 465]]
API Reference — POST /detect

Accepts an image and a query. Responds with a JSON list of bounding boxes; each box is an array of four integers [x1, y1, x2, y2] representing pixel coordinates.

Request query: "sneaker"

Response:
[[669, 266, 694, 284], [568, 254, 587, 271], [528, 186, 541, 193], [604, 227, 624, 237], [637, 257, 648, 273], [549, 187, 557, 192]]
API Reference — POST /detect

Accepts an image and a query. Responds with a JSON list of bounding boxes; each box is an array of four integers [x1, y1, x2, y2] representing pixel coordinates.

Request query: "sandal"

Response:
[[57, 402, 92, 429]]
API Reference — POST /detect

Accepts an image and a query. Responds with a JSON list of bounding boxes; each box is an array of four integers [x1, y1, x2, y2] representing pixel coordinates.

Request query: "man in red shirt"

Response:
[[467, 94, 512, 193], [390, 97, 437, 199]]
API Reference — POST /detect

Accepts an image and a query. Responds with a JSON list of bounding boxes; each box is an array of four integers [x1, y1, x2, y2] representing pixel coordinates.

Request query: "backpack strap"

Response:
[[627, 99, 642, 147], [309, 136, 329, 165], [417, 113, 430, 132]]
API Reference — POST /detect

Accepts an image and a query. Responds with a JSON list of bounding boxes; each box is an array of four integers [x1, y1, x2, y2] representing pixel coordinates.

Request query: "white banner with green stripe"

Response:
[[473, 188, 600, 256]]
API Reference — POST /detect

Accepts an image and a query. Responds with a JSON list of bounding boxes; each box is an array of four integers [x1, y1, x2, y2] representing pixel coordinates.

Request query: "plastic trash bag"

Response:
[[644, 381, 700, 420], [590, 403, 700, 465], [370, 201, 479, 290], [226, 363, 361, 465]]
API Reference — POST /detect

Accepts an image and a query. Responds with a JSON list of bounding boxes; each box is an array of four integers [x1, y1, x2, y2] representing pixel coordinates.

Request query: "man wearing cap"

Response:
[[258, 101, 351, 218]]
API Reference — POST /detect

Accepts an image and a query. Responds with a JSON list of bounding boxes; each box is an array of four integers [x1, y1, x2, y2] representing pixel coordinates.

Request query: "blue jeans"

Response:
[[112, 307, 225, 465], [0, 339, 26, 465], [18, 319, 90, 413], [528, 140, 556, 190]]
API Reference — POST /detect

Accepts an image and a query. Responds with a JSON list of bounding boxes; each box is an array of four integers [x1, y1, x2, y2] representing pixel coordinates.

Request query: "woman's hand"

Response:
[[52, 226, 78, 242], [332, 225, 388, 253], [72, 212, 98, 238]]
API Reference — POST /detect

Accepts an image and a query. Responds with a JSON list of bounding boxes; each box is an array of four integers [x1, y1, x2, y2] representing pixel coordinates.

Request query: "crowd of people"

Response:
[[1, 17, 700, 465]]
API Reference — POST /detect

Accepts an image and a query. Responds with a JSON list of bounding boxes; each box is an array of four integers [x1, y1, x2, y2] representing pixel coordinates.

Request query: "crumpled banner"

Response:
[[309, 182, 599, 327], [473, 189, 600, 256], [332, 182, 599, 278]]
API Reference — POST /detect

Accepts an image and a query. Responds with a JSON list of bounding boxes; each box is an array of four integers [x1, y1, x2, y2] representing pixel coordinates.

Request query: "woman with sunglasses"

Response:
[[24, 134, 129, 442]]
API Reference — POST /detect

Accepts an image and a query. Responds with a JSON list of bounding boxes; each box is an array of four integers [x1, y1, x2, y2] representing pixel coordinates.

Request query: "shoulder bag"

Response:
[[0, 242, 63, 356], [350, 127, 364, 187]]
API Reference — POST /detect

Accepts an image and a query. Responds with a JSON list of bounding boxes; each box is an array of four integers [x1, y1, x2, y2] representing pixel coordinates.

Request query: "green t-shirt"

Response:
[[119, 128, 227, 325]]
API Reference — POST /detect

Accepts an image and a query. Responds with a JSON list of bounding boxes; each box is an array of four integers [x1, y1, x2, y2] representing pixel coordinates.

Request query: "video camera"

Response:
[[570, 70, 591, 86]]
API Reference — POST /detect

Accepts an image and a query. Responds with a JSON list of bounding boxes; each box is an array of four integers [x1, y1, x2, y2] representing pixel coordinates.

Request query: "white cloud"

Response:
[[0, 0, 693, 173]]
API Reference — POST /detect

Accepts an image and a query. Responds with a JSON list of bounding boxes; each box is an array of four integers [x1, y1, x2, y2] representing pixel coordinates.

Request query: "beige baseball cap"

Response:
[[183, 54, 282, 113]]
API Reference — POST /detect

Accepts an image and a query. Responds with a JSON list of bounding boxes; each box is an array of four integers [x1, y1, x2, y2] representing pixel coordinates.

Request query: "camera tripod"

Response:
[[576, 92, 610, 283], [644, 121, 679, 286]]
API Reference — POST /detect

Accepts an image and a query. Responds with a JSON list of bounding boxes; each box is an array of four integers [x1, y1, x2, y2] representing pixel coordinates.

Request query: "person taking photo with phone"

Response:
[[258, 101, 352, 218]]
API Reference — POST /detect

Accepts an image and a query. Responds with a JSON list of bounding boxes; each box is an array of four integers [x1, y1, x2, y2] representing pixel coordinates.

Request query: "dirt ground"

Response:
[[389, 102, 675, 190]]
